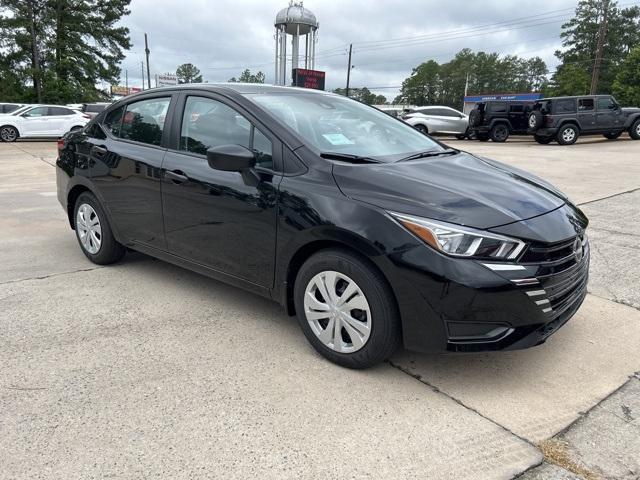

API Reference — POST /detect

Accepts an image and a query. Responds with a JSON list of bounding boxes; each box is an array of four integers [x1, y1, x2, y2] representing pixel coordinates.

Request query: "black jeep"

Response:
[[468, 101, 533, 142], [528, 95, 640, 145]]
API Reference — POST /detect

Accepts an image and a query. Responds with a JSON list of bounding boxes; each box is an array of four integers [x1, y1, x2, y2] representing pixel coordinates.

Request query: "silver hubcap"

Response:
[[529, 115, 536, 128], [303, 271, 371, 353], [636, 123, 640, 136], [562, 128, 576, 142], [76, 203, 102, 254], [1, 127, 16, 141]]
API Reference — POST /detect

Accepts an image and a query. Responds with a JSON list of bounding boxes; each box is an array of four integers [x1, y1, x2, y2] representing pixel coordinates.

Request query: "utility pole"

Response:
[[590, 0, 609, 94], [141, 61, 145, 89], [345, 43, 353, 98], [144, 33, 152, 90], [463, 72, 470, 110]]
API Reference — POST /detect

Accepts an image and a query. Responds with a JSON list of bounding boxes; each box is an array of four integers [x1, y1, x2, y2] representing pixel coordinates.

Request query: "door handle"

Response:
[[165, 170, 188, 183]]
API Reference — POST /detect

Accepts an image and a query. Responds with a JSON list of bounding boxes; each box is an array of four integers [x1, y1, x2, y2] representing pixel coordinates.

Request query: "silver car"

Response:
[[403, 106, 469, 138]]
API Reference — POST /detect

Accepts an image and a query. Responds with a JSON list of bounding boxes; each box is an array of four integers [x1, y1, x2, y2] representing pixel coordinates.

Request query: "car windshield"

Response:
[[248, 92, 444, 162], [9, 105, 31, 116]]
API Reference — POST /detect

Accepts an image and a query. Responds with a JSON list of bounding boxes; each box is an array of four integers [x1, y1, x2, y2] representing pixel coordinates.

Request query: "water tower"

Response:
[[274, 2, 319, 86]]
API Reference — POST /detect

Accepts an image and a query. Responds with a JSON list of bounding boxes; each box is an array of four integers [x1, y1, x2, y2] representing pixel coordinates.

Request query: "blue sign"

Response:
[[464, 93, 543, 102]]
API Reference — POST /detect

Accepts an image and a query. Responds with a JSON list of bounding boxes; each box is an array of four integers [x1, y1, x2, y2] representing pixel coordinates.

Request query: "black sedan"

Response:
[[56, 84, 589, 368]]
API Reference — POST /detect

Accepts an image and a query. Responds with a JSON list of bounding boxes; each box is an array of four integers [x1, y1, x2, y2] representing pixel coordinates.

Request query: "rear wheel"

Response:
[[534, 135, 553, 144], [556, 124, 579, 145], [629, 119, 640, 140], [490, 124, 510, 142], [293, 249, 400, 369], [414, 124, 428, 135], [74, 192, 125, 265], [0, 125, 18, 142]]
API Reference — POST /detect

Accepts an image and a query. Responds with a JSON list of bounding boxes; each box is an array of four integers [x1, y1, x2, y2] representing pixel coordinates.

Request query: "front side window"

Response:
[[578, 98, 594, 111], [249, 92, 443, 162], [23, 106, 49, 118], [597, 97, 616, 110], [180, 96, 272, 168], [120, 97, 171, 146]]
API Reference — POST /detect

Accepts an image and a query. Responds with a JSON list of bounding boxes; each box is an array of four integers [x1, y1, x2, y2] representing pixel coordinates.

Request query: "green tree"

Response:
[[333, 87, 387, 105], [0, 0, 131, 103], [176, 63, 202, 83], [612, 47, 640, 106], [228, 69, 265, 83], [552, 0, 640, 94]]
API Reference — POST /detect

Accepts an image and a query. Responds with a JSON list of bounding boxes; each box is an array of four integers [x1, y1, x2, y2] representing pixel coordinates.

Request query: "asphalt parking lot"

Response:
[[1, 136, 639, 479]]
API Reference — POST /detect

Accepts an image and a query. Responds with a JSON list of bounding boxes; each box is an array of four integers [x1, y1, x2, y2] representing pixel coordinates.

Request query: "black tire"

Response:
[[293, 248, 401, 369], [476, 133, 490, 142], [73, 192, 125, 265], [468, 109, 482, 127], [0, 125, 19, 142], [414, 124, 428, 135], [603, 131, 622, 140], [556, 124, 579, 145], [455, 128, 469, 140], [490, 123, 510, 142], [534, 135, 553, 144], [528, 111, 543, 130], [629, 118, 640, 140]]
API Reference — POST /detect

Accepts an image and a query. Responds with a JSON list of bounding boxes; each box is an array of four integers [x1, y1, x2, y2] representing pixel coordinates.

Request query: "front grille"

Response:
[[519, 234, 589, 320]]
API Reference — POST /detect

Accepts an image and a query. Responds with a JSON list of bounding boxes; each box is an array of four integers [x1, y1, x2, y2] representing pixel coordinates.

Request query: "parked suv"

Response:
[[56, 84, 589, 368], [468, 101, 532, 142], [402, 106, 469, 139], [528, 95, 640, 145], [0, 104, 90, 142]]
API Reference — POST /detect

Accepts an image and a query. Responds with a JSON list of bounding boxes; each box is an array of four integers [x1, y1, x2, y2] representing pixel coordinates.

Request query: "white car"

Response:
[[0, 105, 90, 142], [402, 106, 469, 138]]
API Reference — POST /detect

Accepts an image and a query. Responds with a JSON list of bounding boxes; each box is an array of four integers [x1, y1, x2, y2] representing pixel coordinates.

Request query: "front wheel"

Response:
[[293, 249, 401, 369], [490, 124, 510, 142], [629, 119, 640, 140], [414, 124, 428, 135], [557, 124, 579, 145], [74, 192, 125, 265], [0, 125, 19, 142]]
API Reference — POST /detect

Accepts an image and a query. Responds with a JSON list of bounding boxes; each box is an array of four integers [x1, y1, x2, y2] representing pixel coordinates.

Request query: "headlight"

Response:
[[390, 212, 526, 260]]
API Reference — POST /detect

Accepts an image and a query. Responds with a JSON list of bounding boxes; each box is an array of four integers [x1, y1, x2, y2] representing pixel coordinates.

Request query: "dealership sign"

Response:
[[158, 74, 178, 86], [292, 68, 326, 90], [110, 86, 143, 96]]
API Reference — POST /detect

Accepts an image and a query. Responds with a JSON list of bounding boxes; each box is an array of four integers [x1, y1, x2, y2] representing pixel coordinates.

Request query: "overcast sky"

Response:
[[117, 0, 580, 100]]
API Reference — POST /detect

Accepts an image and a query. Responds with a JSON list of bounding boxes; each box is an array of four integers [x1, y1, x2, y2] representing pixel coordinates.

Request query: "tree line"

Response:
[[0, 0, 131, 103]]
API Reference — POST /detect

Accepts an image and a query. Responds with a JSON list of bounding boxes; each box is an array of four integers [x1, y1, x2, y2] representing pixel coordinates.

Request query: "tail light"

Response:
[[401, 114, 411, 120], [545, 116, 554, 126], [57, 137, 65, 153], [82, 114, 91, 119]]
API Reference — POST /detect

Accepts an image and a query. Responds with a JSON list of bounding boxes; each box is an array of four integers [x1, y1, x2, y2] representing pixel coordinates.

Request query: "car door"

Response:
[[575, 98, 596, 131], [47, 106, 77, 135], [161, 93, 281, 288], [90, 95, 174, 249], [19, 106, 51, 135], [596, 97, 623, 130]]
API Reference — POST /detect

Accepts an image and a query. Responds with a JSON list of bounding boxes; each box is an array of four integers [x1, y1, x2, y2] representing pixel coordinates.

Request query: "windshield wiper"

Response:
[[398, 148, 459, 162], [320, 152, 380, 164]]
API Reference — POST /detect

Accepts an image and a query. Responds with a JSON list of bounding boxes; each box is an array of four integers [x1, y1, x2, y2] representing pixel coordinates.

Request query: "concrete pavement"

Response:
[[1, 137, 639, 479]]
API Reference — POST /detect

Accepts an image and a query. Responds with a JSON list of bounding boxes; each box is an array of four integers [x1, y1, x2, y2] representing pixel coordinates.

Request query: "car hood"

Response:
[[332, 151, 566, 229]]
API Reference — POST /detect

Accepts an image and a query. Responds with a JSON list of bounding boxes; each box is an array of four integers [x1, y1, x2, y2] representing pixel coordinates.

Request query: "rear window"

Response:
[[555, 99, 576, 113], [488, 102, 507, 113]]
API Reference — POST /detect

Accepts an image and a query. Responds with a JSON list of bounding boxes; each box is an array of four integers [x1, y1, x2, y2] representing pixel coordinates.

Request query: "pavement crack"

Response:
[[577, 187, 640, 206], [0, 266, 104, 286], [386, 359, 539, 449]]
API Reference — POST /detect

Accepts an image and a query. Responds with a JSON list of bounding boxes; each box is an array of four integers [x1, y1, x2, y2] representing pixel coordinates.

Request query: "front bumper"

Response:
[[379, 207, 589, 354]]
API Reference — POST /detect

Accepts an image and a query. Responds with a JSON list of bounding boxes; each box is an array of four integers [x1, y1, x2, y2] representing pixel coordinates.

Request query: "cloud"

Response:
[[118, 0, 577, 100]]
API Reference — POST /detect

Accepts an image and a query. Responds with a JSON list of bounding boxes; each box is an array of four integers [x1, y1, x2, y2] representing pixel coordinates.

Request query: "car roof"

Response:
[[126, 82, 336, 97], [540, 95, 612, 101]]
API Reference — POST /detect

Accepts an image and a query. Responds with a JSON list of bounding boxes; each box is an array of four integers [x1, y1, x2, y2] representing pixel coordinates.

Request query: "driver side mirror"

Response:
[[207, 144, 256, 172]]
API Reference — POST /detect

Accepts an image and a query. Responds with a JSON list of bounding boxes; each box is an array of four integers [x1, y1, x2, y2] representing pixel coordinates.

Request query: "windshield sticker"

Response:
[[322, 133, 354, 145]]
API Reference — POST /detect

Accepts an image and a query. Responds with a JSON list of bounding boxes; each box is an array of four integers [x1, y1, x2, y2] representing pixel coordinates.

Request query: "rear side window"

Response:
[[488, 102, 507, 113], [509, 105, 524, 113], [49, 107, 74, 116], [578, 99, 594, 111], [103, 106, 125, 137], [180, 96, 273, 169], [86, 123, 107, 140], [120, 97, 171, 146], [555, 99, 576, 113]]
